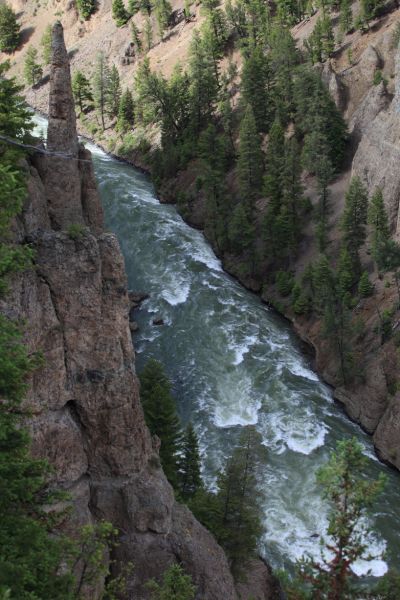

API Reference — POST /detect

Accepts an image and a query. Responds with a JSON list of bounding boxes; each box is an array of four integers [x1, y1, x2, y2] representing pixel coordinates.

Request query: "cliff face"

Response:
[[1, 23, 260, 600]]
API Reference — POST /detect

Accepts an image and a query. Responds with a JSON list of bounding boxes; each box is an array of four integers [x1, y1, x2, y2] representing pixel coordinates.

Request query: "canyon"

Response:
[[1, 22, 278, 599]]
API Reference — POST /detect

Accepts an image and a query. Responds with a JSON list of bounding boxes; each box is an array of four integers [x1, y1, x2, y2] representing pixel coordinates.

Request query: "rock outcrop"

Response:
[[2, 23, 260, 599], [352, 43, 400, 233]]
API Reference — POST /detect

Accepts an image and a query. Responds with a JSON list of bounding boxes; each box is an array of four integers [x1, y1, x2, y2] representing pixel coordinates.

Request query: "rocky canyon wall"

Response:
[[0, 23, 273, 600]]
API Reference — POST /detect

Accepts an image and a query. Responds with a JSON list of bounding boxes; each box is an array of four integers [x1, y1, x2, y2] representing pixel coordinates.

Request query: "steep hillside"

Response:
[[4, 0, 400, 473], [0, 22, 280, 599]]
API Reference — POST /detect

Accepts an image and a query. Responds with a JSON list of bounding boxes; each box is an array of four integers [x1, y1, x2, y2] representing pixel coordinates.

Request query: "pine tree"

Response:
[[139, 0, 152, 15], [40, 25, 52, 65], [296, 439, 386, 600], [128, 0, 140, 14], [131, 20, 142, 53], [92, 52, 110, 129], [241, 45, 272, 133], [112, 0, 130, 26], [0, 3, 20, 53], [237, 104, 263, 204], [188, 30, 218, 135], [358, 271, 374, 297], [146, 564, 196, 600], [153, 0, 172, 39], [72, 71, 93, 114], [106, 65, 121, 118], [117, 89, 134, 131], [341, 176, 368, 279], [213, 427, 264, 576], [281, 136, 303, 257], [144, 17, 153, 50], [76, 0, 96, 19], [228, 202, 255, 255], [23, 47, 43, 86], [337, 245, 354, 296], [139, 359, 183, 489], [368, 187, 390, 269], [339, 0, 352, 33], [179, 423, 203, 500]]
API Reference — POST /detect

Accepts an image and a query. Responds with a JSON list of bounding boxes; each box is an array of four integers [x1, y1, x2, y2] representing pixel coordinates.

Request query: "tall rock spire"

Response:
[[43, 21, 84, 229], [47, 21, 78, 156]]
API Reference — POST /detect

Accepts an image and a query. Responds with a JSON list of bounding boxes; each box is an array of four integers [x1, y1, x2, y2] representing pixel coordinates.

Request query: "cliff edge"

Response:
[[1, 22, 276, 600]]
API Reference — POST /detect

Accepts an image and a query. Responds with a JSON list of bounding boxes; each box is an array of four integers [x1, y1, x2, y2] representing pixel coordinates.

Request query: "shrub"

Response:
[[67, 223, 86, 240]]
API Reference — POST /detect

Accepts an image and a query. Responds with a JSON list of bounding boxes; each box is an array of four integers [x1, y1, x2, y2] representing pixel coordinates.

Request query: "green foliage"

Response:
[[368, 570, 400, 599], [112, 0, 130, 26], [153, 0, 172, 38], [291, 281, 311, 315], [228, 202, 255, 255], [373, 69, 386, 86], [212, 427, 264, 576], [131, 20, 142, 53], [305, 15, 334, 64], [241, 45, 271, 133], [76, 0, 97, 19], [23, 47, 43, 86], [146, 564, 196, 600], [276, 270, 294, 296], [178, 423, 203, 500], [339, 0, 353, 33], [67, 223, 86, 240], [358, 271, 374, 297], [92, 52, 110, 129], [341, 176, 368, 280], [0, 3, 19, 53], [117, 89, 135, 132], [296, 439, 386, 600], [237, 104, 263, 203], [40, 25, 52, 65], [72, 70, 93, 114], [106, 65, 122, 118], [139, 359, 183, 489], [294, 68, 347, 174]]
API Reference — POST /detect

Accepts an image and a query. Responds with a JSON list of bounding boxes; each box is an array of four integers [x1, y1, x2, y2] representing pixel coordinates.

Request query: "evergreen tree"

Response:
[[213, 427, 264, 576], [294, 68, 347, 173], [281, 136, 303, 257], [139, 359, 183, 489], [23, 47, 43, 86], [76, 0, 96, 19], [263, 119, 285, 253], [368, 187, 390, 269], [72, 70, 93, 114], [241, 45, 272, 133], [128, 0, 140, 14], [40, 25, 52, 65], [144, 17, 153, 50], [146, 564, 196, 600], [131, 20, 142, 53], [358, 271, 374, 297], [337, 246, 354, 296], [112, 0, 130, 26], [92, 52, 110, 129], [339, 0, 353, 33], [237, 104, 263, 204], [0, 3, 20, 53], [188, 30, 218, 135], [341, 176, 368, 279], [179, 423, 203, 500], [228, 202, 255, 255], [117, 89, 135, 131], [153, 0, 172, 39], [140, 0, 152, 15], [295, 439, 386, 600], [106, 65, 122, 118]]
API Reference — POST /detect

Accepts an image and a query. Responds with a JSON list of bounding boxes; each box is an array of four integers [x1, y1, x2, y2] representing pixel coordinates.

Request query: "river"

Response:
[[33, 114, 400, 579]]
